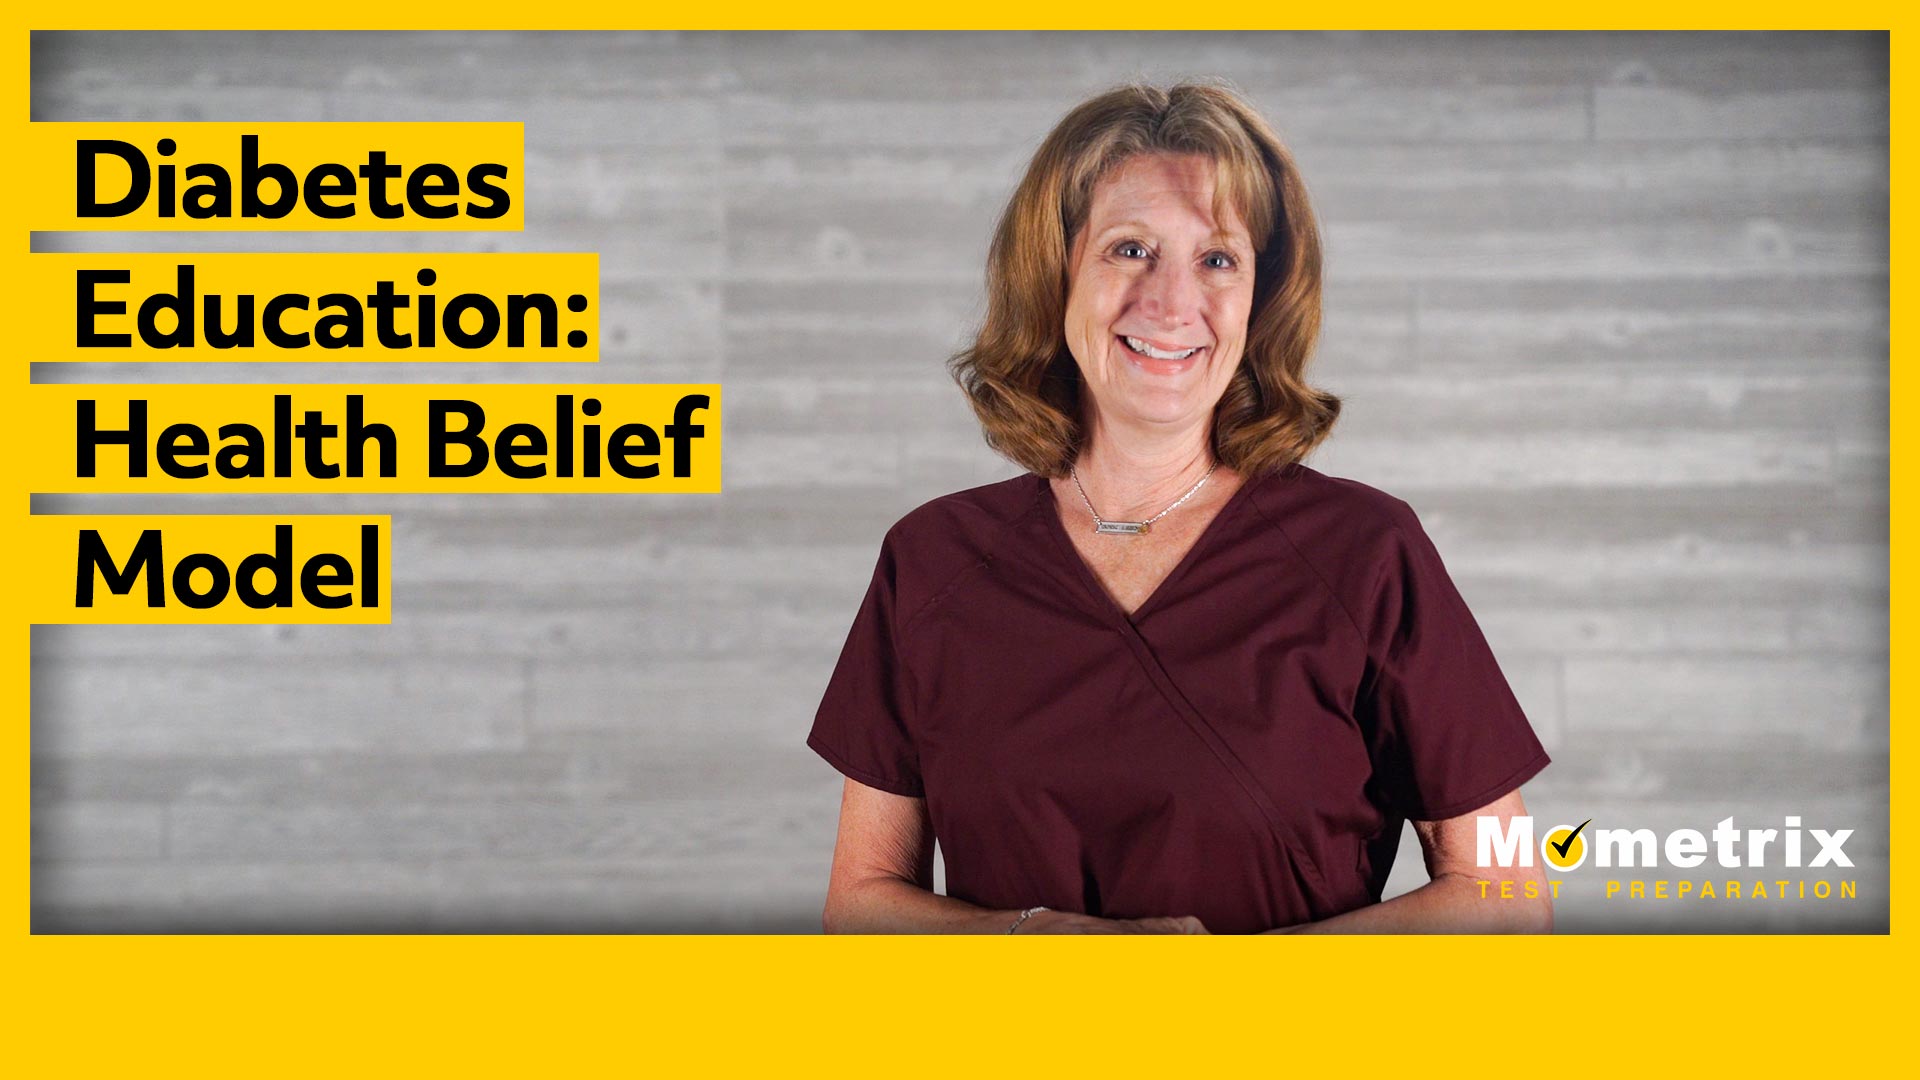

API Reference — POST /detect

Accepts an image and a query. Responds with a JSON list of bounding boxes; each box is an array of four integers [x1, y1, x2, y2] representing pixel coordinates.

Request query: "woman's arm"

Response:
[[1270, 788, 1553, 934], [822, 778, 1207, 933]]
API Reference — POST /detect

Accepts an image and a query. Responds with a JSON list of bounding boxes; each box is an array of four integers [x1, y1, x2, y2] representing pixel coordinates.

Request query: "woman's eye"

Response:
[[1204, 251, 1238, 270], [1115, 241, 1151, 260]]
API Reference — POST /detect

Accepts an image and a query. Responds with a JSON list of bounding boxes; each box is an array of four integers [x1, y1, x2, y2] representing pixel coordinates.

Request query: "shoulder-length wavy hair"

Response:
[[948, 81, 1339, 479]]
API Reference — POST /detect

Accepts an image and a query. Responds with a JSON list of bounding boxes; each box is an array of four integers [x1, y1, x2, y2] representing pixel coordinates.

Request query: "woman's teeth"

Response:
[[1123, 335, 1200, 361]]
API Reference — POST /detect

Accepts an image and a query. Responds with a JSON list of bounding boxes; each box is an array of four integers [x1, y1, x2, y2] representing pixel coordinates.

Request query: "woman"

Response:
[[807, 82, 1552, 934]]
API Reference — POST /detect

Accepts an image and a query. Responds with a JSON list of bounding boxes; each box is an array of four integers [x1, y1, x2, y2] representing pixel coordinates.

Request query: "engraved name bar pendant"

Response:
[[1094, 520, 1150, 535]]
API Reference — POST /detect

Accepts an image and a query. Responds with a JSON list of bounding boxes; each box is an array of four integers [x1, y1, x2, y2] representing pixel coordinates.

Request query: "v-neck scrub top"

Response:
[[807, 463, 1550, 934]]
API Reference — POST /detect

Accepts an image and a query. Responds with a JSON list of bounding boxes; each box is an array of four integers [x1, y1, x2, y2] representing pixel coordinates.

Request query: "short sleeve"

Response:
[[806, 531, 925, 798], [1356, 503, 1550, 821]]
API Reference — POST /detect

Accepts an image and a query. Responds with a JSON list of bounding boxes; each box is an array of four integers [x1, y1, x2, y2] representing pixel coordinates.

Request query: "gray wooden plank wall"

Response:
[[27, 31, 1887, 932]]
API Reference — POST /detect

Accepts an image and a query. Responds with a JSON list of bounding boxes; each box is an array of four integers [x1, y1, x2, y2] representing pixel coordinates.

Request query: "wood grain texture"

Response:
[[28, 31, 1887, 933]]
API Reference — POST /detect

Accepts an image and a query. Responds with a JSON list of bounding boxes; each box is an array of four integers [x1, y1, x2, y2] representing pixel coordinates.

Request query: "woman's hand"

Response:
[[1016, 910, 1208, 934], [824, 779, 1215, 933]]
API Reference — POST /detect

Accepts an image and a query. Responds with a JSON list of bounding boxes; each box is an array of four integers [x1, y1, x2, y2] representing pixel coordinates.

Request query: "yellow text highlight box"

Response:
[[24, 384, 722, 494], [25, 252, 599, 362], [26, 121, 523, 231], [23, 514, 391, 624]]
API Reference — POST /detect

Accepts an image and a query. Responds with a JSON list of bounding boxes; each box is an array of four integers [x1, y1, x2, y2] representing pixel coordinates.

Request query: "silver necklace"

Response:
[[1069, 460, 1219, 536]]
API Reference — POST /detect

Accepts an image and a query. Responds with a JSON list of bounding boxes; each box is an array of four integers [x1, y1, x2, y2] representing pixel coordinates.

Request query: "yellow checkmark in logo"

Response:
[[1542, 820, 1592, 871]]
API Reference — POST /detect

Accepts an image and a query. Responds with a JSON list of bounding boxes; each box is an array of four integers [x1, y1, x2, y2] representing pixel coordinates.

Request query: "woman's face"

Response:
[[1063, 153, 1256, 438]]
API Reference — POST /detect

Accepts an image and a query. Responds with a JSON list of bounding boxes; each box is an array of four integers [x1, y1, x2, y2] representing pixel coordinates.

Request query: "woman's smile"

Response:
[[1117, 333, 1208, 375]]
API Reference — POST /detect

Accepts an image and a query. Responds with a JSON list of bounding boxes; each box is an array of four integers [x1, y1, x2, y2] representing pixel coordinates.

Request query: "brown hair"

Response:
[[947, 81, 1339, 478]]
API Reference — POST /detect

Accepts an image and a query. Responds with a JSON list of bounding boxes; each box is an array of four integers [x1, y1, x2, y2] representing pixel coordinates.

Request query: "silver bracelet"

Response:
[[1007, 905, 1050, 934]]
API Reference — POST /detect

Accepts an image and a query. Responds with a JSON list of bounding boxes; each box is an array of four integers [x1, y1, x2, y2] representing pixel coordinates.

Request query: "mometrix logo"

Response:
[[1478, 816, 1853, 871], [1475, 815, 1859, 904]]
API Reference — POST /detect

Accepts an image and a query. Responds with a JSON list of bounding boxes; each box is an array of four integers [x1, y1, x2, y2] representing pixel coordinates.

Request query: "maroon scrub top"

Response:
[[807, 462, 1549, 934]]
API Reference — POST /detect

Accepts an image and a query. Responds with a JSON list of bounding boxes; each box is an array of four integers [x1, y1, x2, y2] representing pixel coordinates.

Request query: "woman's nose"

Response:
[[1135, 262, 1203, 328]]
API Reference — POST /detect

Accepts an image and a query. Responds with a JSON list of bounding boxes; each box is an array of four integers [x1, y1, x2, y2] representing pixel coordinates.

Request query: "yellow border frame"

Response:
[[4, 12, 1901, 1072]]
